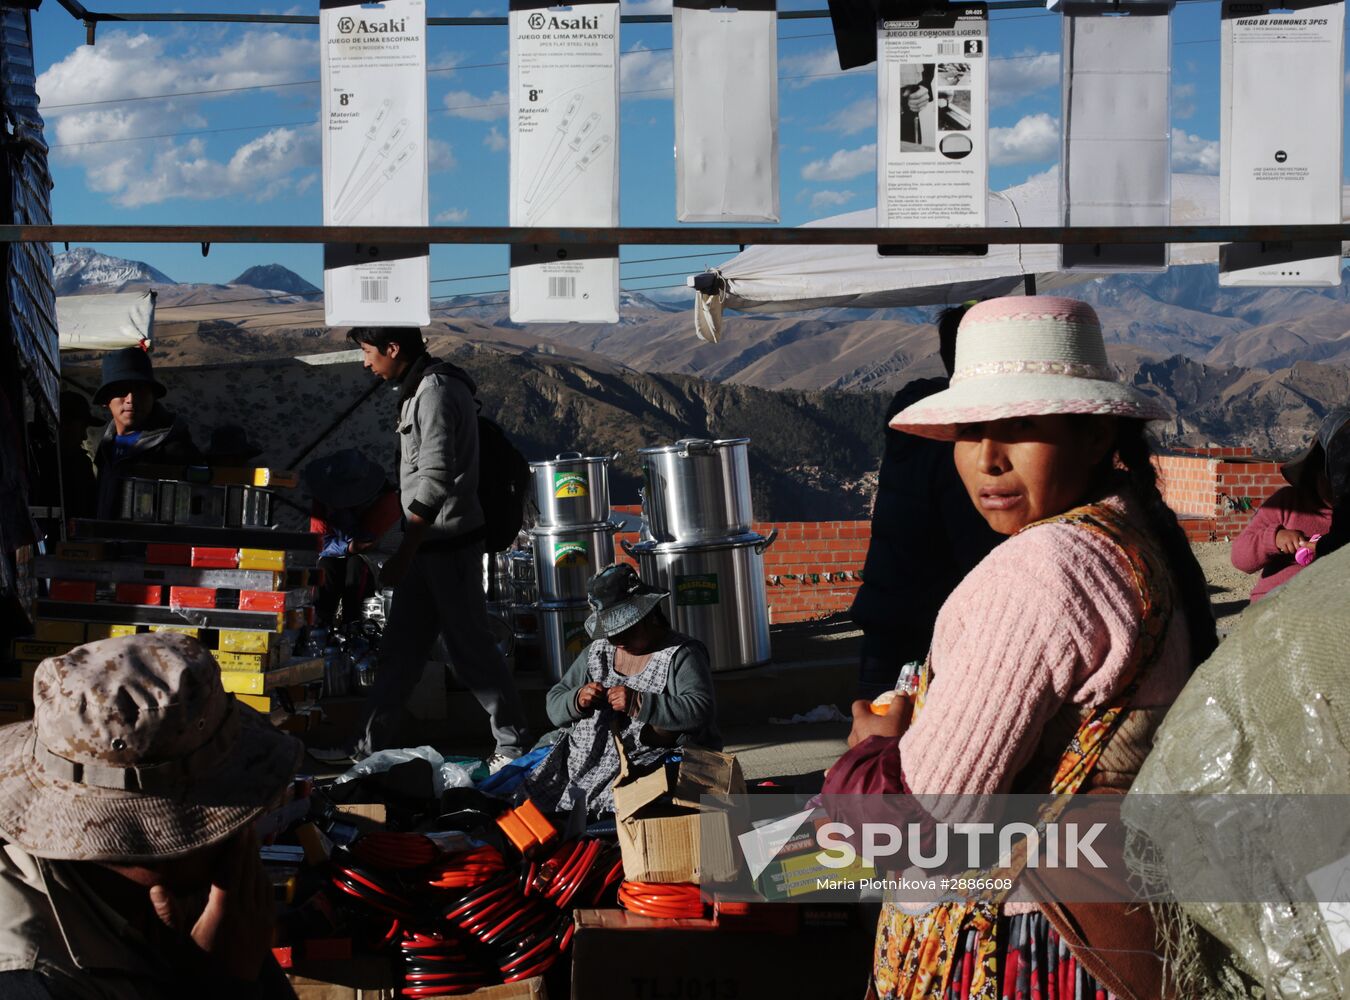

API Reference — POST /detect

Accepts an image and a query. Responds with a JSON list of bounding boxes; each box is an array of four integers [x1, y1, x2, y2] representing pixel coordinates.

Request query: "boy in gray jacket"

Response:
[[343, 327, 529, 771]]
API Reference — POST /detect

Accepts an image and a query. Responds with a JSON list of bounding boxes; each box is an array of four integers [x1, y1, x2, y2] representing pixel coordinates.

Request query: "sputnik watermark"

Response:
[[815, 821, 1110, 871]]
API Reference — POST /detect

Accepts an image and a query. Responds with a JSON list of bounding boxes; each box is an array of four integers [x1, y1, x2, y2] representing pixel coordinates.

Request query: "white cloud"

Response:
[[989, 113, 1059, 165], [802, 143, 875, 182], [1173, 82, 1196, 120], [443, 89, 508, 121], [37, 29, 315, 112], [428, 138, 457, 173], [483, 126, 507, 153], [810, 189, 856, 211], [820, 96, 875, 136], [620, 43, 673, 100], [37, 29, 320, 207], [1172, 129, 1219, 174], [435, 208, 470, 223], [989, 51, 1058, 108], [779, 47, 867, 88]]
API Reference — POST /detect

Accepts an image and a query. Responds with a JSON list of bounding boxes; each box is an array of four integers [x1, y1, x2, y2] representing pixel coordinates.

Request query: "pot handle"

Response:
[[620, 538, 636, 556], [676, 438, 713, 458], [755, 529, 779, 555], [555, 451, 583, 460]]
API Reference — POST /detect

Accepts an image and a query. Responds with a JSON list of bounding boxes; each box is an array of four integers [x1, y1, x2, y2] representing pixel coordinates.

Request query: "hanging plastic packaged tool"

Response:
[[673, 0, 779, 222], [1056, 0, 1172, 272], [1220, 0, 1344, 287], [320, 0, 430, 326], [509, 1, 621, 323], [875, 5, 988, 256]]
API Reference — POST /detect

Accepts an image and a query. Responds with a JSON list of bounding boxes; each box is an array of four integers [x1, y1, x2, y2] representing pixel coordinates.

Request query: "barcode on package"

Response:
[[360, 278, 389, 303], [548, 277, 577, 299], [936, 42, 960, 55]]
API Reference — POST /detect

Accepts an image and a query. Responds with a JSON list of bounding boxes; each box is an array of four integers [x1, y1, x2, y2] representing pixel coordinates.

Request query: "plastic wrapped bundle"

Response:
[[1123, 547, 1350, 999]]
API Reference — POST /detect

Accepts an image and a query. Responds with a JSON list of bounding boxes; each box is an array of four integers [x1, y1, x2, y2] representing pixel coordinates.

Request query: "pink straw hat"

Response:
[[890, 296, 1170, 441]]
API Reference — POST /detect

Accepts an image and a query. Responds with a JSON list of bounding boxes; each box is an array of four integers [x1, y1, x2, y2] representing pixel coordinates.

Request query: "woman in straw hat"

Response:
[[829, 297, 1218, 1000]]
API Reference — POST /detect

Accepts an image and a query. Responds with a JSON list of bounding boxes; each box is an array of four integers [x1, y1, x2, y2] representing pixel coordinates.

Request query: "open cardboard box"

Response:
[[611, 736, 746, 884]]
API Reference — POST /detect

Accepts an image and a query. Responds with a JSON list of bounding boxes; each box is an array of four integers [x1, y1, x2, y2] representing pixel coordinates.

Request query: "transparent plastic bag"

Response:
[[332, 746, 474, 797]]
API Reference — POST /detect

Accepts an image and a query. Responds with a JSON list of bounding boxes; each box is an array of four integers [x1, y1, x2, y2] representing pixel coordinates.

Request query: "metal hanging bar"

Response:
[[2, 224, 1348, 246], [52, 1, 1052, 32]]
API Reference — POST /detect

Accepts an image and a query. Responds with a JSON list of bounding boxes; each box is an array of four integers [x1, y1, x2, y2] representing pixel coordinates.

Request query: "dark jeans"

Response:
[[316, 554, 374, 628], [360, 543, 529, 757]]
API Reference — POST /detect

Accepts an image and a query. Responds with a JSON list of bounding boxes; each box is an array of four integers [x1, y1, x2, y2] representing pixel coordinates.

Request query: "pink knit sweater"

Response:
[[898, 494, 1193, 798], [1230, 486, 1332, 603]]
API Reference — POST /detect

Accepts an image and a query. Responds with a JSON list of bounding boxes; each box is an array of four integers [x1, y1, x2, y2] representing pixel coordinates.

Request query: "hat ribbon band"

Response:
[[950, 360, 1115, 384], [33, 700, 241, 794]]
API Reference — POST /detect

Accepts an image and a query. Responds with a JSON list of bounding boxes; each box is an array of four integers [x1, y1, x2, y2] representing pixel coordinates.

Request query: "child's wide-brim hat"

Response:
[[890, 296, 1170, 441]]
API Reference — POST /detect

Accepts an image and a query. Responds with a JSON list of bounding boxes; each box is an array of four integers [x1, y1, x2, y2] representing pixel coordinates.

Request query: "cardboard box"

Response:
[[48, 580, 96, 603], [115, 583, 163, 606], [0, 664, 38, 702], [0, 700, 34, 726], [218, 629, 276, 654], [612, 741, 744, 884], [146, 544, 192, 566], [191, 547, 240, 568], [240, 548, 287, 571], [11, 640, 74, 662], [33, 620, 86, 644], [148, 625, 201, 638], [53, 541, 106, 562], [570, 909, 872, 1000], [169, 586, 217, 609]]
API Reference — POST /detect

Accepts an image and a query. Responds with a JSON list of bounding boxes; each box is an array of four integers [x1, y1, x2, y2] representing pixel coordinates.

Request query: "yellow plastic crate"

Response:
[[220, 672, 267, 696], [217, 629, 275, 654]]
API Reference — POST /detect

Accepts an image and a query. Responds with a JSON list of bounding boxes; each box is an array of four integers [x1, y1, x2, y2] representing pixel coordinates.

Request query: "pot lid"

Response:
[[529, 451, 616, 470], [636, 437, 751, 457], [630, 530, 767, 553], [529, 520, 621, 537]]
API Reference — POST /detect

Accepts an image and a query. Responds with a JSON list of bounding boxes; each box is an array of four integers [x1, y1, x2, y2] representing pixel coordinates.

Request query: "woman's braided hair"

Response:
[[1113, 420, 1219, 670]]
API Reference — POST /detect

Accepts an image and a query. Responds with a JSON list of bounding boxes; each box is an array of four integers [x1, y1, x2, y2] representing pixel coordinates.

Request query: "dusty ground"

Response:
[[1193, 541, 1257, 633]]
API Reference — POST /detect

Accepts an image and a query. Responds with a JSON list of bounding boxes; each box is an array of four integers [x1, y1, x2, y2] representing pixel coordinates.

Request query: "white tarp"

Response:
[[56, 291, 155, 352], [691, 170, 1350, 338]]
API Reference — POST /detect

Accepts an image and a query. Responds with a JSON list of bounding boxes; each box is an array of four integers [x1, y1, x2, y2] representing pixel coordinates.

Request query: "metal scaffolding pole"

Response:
[[4, 223, 1349, 247]]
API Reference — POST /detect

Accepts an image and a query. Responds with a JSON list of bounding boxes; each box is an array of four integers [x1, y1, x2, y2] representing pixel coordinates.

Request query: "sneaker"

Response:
[[308, 745, 363, 766], [485, 752, 521, 776]]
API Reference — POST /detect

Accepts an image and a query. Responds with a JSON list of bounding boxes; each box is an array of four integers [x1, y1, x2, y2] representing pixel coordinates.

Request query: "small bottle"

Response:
[[870, 661, 922, 715]]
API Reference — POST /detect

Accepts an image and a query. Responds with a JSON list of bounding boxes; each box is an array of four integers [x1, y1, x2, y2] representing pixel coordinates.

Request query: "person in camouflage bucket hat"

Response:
[[0, 632, 302, 999]]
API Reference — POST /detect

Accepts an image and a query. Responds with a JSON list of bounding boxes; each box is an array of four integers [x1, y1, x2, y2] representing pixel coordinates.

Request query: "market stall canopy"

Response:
[[688, 171, 1350, 342], [56, 290, 156, 352]]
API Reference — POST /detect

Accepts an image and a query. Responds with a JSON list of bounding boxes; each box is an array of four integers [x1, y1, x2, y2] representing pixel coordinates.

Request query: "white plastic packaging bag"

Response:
[[673, 0, 779, 222]]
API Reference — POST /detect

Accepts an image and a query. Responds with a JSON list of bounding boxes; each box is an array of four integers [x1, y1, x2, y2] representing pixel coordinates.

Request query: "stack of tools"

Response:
[[115, 464, 298, 528], [526, 452, 621, 681], [15, 515, 323, 715]]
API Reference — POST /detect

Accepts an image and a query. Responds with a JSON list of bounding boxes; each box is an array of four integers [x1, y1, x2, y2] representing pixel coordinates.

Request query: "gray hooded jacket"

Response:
[[396, 354, 484, 545]]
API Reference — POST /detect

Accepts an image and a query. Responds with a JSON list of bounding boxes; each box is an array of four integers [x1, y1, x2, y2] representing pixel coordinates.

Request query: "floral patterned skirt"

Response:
[[873, 905, 1115, 1000]]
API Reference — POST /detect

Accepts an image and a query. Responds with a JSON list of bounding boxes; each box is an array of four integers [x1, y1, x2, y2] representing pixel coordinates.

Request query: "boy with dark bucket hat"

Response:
[[0, 633, 303, 999], [524, 564, 720, 816], [91, 347, 201, 519]]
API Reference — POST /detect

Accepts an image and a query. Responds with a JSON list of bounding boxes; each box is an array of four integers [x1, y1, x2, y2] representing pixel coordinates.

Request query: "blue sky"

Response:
[[30, 0, 1233, 293]]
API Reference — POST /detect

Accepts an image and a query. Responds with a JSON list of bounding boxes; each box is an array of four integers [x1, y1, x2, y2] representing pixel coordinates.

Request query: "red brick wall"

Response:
[[1154, 448, 1286, 542]]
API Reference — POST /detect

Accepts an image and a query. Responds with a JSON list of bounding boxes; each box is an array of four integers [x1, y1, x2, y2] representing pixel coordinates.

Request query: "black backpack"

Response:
[[422, 359, 530, 554], [475, 412, 530, 553]]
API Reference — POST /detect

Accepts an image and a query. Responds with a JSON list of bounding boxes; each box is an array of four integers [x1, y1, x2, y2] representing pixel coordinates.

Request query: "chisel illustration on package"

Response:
[[337, 143, 420, 223], [334, 118, 412, 220], [524, 94, 584, 204], [526, 134, 613, 223], [331, 98, 393, 209]]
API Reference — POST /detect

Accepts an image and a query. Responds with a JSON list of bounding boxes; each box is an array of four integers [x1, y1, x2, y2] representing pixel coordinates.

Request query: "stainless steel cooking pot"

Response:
[[529, 452, 618, 528], [638, 438, 753, 543], [538, 600, 593, 682], [626, 529, 777, 672], [530, 521, 619, 602]]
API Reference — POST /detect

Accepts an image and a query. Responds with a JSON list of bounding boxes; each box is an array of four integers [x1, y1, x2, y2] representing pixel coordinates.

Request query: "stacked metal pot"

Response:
[[489, 542, 539, 667], [528, 452, 621, 681], [629, 438, 776, 672]]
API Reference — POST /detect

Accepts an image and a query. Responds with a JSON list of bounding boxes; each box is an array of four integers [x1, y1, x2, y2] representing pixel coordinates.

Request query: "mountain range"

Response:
[[52, 248, 1350, 515]]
